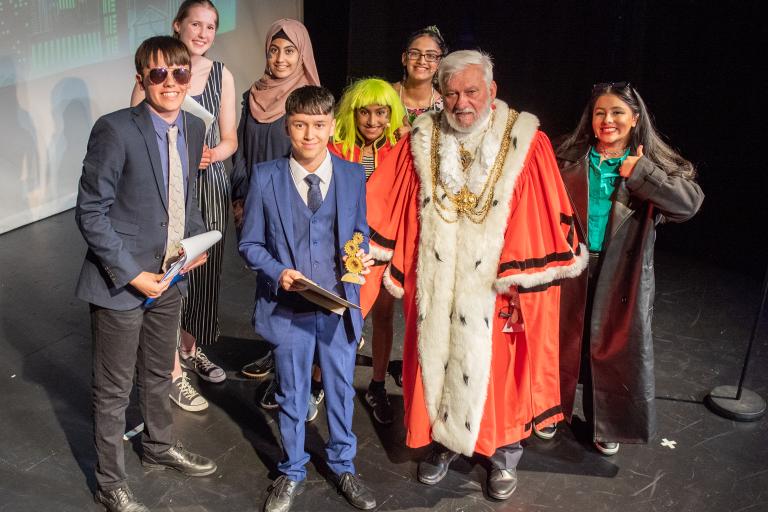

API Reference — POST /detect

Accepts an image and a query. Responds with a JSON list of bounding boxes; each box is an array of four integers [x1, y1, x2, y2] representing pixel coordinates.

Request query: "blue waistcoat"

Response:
[[290, 173, 343, 297]]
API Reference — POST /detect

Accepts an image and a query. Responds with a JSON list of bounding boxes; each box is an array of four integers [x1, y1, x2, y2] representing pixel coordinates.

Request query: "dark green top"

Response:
[[587, 146, 629, 252]]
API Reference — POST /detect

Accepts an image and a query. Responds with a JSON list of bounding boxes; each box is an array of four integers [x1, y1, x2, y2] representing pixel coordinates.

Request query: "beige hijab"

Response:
[[248, 18, 321, 123]]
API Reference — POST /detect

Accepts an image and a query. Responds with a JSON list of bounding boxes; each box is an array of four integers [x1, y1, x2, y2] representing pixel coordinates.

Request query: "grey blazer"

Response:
[[75, 101, 206, 310]]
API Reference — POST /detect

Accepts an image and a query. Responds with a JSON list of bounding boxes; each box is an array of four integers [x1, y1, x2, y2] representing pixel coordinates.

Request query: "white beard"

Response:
[[443, 98, 492, 135]]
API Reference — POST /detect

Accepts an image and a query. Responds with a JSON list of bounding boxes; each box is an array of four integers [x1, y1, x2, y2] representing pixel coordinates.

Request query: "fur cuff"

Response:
[[382, 264, 404, 299], [369, 243, 393, 262], [493, 244, 589, 293]]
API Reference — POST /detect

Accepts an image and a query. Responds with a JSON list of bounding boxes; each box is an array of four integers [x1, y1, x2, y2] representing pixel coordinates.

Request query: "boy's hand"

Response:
[[279, 269, 308, 291], [130, 271, 170, 298], [343, 249, 374, 275]]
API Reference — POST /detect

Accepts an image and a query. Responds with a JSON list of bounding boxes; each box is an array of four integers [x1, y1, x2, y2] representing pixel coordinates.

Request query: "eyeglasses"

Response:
[[405, 49, 442, 63], [145, 67, 191, 85], [592, 81, 631, 92]]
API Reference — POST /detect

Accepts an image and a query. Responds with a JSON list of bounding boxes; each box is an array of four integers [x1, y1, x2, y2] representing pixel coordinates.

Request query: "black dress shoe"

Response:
[[141, 441, 217, 476], [94, 485, 149, 512], [336, 472, 377, 510], [417, 444, 459, 485], [263, 475, 303, 512], [487, 468, 517, 500]]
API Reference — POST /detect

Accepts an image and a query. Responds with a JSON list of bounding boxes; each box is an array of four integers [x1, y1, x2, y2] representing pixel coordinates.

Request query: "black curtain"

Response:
[[305, 0, 765, 274]]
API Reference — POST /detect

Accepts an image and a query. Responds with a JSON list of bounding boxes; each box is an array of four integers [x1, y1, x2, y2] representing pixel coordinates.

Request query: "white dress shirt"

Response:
[[289, 150, 333, 206]]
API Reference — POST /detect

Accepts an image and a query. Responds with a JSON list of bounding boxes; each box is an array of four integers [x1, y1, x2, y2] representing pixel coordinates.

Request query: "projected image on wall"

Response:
[[0, 0, 237, 87]]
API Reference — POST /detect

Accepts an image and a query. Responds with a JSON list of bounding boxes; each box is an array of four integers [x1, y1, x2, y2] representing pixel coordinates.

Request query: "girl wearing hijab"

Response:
[[230, 19, 323, 415]]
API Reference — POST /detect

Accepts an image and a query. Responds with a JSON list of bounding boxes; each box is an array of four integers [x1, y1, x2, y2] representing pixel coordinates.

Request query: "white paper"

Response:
[[295, 276, 360, 316], [182, 95, 215, 135], [161, 230, 222, 284]]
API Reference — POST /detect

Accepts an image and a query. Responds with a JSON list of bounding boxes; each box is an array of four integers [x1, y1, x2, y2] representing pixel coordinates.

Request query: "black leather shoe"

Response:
[[263, 475, 303, 512], [417, 444, 459, 485], [94, 486, 149, 512], [142, 441, 217, 476], [336, 472, 377, 510], [487, 468, 517, 500]]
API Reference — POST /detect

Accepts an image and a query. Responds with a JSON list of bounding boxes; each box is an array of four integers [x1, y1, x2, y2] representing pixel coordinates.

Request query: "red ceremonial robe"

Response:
[[362, 101, 587, 456]]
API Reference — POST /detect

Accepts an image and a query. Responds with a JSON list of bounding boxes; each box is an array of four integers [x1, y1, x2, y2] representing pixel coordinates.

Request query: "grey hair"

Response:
[[437, 50, 494, 92]]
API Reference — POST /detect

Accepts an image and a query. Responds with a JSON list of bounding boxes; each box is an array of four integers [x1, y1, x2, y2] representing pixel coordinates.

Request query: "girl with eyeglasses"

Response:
[[130, 0, 237, 413], [328, 78, 406, 425], [391, 26, 448, 140], [547, 83, 704, 455]]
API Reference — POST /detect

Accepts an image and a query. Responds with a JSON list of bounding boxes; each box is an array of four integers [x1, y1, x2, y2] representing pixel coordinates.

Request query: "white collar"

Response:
[[289, 149, 333, 185]]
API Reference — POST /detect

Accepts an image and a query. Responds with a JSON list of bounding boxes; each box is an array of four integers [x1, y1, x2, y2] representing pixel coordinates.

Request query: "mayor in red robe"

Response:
[[361, 50, 587, 500]]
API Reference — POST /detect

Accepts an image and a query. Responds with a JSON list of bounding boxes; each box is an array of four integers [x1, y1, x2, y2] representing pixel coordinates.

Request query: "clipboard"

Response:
[[294, 277, 360, 316]]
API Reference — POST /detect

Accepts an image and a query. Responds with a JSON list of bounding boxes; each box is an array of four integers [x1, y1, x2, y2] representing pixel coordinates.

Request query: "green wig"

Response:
[[333, 78, 406, 160]]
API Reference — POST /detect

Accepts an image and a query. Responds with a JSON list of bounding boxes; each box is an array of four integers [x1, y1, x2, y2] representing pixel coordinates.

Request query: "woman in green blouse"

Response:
[[548, 83, 703, 455]]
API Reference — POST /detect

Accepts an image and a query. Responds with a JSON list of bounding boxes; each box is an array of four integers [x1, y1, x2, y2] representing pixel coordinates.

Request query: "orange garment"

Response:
[[362, 106, 584, 456]]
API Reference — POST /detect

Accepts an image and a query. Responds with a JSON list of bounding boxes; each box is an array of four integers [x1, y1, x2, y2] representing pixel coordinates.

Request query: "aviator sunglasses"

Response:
[[145, 66, 191, 85]]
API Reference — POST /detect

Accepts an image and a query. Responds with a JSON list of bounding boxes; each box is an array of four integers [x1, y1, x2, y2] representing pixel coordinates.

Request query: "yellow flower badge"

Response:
[[341, 231, 366, 285]]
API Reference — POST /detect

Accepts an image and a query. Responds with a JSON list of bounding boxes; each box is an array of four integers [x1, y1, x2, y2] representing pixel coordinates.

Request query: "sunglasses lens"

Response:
[[148, 68, 168, 84], [172, 68, 191, 85]]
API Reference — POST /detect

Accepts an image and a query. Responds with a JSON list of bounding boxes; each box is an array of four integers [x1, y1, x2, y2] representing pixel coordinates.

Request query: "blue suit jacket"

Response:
[[75, 102, 206, 310], [238, 154, 369, 344]]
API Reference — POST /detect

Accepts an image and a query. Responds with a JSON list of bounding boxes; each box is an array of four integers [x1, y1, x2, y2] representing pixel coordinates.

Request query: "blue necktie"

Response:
[[304, 174, 323, 213]]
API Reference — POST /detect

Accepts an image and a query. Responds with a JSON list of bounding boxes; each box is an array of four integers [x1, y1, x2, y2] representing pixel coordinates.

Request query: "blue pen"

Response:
[[143, 273, 186, 308]]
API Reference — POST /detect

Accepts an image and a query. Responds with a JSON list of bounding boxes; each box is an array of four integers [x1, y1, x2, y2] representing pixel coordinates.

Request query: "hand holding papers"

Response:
[[143, 230, 221, 307], [294, 276, 360, 316]]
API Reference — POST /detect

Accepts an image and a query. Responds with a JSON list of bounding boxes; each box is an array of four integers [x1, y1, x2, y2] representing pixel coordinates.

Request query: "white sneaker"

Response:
[[169, 372, 208, 412], [180, 347, 226, 383]]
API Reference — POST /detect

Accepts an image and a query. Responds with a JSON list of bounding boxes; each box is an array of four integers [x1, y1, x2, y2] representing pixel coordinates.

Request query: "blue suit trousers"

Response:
[[273, 307, 357, 481]]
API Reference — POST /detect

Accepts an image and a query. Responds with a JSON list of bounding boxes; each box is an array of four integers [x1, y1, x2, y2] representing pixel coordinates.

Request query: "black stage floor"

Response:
[[1, 210, 766, 511]]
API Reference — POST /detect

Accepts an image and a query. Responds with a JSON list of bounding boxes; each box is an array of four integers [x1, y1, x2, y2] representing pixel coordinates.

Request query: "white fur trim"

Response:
[[410, 101, 540, 455], [493, 243, 589, 294], [381, 264, 404, 299], [369, 244, 393, 262]]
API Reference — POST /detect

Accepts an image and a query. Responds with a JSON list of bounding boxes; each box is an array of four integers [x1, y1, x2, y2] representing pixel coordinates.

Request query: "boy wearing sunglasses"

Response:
[[75, 36, 216, 512]]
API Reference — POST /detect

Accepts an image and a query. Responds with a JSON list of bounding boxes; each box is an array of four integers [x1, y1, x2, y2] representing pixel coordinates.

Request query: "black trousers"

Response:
[[90, 286, 180, 490]]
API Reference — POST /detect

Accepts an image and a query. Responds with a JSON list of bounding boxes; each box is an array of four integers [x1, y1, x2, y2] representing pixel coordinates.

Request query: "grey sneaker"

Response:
[[306, 396, 319, 422], [180, 347, 225, 383], [169, 372, 208, 412]]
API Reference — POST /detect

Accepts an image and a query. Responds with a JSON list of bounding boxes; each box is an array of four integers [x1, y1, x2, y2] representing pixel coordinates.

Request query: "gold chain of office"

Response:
[[430, 109, 518, 224]]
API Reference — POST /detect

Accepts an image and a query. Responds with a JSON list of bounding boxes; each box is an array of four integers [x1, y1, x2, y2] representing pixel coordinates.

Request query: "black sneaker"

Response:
[[259, 379, 279, 409], [180, 347, 226, 383], [241, 350, 275, 379], [364, 382, 394, 425], [595, 441, 620, 455], [533, 423, 557, 440], [311, 387, 325, 406]]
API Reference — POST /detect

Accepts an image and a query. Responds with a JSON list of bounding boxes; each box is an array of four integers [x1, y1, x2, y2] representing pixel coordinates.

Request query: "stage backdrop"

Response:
[[0, 0, 302, 234]]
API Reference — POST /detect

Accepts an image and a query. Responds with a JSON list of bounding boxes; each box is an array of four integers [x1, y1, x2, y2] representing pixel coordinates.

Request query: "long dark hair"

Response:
[[557, 83, 696, 179], [172, 0, 219, 38], [404, 25, 448, 56]]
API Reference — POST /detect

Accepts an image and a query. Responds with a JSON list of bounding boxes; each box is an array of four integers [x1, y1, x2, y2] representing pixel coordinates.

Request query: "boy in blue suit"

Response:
[[239, 86, 377, 512], [76, 36, 217, 512]]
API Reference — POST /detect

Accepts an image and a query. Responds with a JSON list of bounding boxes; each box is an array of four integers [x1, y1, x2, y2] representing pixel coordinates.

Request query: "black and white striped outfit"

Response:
[[181, 61, 229, 345]]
